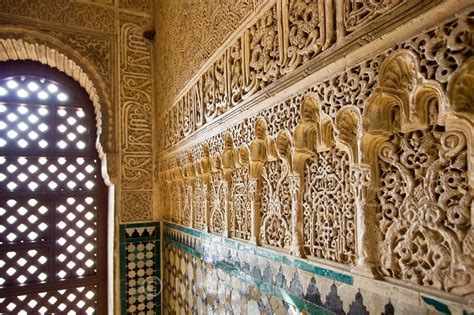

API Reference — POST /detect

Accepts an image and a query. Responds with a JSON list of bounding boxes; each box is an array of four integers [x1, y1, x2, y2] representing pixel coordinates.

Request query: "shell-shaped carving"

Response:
[[213, 153, 223, 171], [448, 57, 474, 115], [222, 132, 238, 169], [379, 50, 418, 91], [336, 106, 361, 162], [276, 129, 293, 166], [254, 116, 269, 139], [412, 84, 443, 126], [295, 94, 319, 154], [240, 144, 250, 165], [250, 116, 277, 162], [184, 151, 196, 178], [301, 93, 320, 122]]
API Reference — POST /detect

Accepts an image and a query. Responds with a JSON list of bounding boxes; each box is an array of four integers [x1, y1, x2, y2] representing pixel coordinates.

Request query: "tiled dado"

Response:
[[120, 222, 161, 315], [164, 222, 470, 315]]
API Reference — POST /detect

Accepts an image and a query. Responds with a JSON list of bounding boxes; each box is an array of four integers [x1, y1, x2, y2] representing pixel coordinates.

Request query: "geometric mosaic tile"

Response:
[[120, 222, 161, 315]]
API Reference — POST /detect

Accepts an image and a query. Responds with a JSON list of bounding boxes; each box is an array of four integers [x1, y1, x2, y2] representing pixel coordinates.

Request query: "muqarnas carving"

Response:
[[363, 51, 474, 295]]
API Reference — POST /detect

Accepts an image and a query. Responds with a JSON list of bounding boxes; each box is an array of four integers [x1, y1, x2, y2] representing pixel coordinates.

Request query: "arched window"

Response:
[[0, 61, 107, 313]]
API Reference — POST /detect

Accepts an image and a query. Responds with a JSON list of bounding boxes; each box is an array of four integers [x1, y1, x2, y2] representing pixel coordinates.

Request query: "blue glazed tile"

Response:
[[164, 222, 353, 285], [263, 263, 274, 284], [422, 296, 451, 315], [252, 264, 263, 281], [274, 266, 288, 290]]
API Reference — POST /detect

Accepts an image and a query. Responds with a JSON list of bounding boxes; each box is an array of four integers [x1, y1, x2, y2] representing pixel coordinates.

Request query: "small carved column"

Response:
[[175, 178, 183, 224], [222, 168, 232, 238], [201, 171, 211, 233], [221, 176, 230, 237], [291, 94, 320, 257], [249, 117, 272, 246], [184, 154, 196, 228], [350, 164, 378, 277], [288, 174, 304, 257], [170, 168, 178, 224], [163, 176, 171, 221], [200, 148, 212, 232], [222, 133, 238, 238], [248, 178, 260, 245]]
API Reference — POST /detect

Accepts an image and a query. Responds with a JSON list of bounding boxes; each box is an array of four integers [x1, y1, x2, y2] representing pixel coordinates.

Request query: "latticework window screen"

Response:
[[0, 62, 107, 314]]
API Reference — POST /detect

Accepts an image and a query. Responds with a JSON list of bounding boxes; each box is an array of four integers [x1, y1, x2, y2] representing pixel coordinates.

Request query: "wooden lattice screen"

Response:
[[0, 61, 107, 314]]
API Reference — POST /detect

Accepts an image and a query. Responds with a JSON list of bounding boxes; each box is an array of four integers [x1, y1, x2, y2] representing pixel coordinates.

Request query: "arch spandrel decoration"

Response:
[[294, 94, 361, 265], [363, 50, 474, 296], [227, 138, 252, 241], [258, 127, 293, 250], [0, 28, 116, 168]]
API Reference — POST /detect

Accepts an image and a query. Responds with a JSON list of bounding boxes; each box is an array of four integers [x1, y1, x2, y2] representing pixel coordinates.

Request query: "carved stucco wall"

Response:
[[157, 0, 474, 313], [0, 0, 155, 223]]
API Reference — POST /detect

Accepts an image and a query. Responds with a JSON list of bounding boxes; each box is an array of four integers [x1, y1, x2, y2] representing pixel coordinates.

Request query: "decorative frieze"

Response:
[[159, 0, 441, 150], [119, 14, 154, 222], [159, 10, 474, 305]]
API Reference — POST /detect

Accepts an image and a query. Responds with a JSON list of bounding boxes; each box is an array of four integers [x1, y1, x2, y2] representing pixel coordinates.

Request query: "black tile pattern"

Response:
[[324, 284, 345, 315], [348, 291, 369, 315]]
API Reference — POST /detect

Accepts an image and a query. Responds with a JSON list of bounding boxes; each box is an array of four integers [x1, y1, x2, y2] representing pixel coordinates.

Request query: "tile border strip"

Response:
[[165, 222, 470, 314], [165, 237, 334, 315], [164, 221, 353, 285]]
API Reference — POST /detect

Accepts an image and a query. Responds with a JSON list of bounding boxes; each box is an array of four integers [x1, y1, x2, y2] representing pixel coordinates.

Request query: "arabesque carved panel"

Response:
[[158, 0, 440, 150], [159, 9, 474, 306], [303, 148, 356, 264]]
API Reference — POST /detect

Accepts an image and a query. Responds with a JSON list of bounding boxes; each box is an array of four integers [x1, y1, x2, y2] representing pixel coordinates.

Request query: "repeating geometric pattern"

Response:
[[56, 106, 94, 153], [0, 286, 98, 314], [0, 248, 48, 287], [0, 70, 106, 313], [0, 197, 49, 244], [125, 242, 156, 313], [0, 156, 98, 193], [120, 223, 161, 315], [0, 102, 50, 152], [55, 196, 97, 280]]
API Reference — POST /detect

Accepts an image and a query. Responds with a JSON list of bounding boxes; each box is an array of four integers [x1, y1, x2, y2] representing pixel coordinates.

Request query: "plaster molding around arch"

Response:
[[0, 27, 116, 182], [0, 24, 118, 315]]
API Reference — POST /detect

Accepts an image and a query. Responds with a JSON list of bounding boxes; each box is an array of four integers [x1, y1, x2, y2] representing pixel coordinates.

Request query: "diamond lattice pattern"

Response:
[[0, 286, 97, 314], [56, 196, 97, 280], [0, 197, 49, 244], [0, 73, 104, 313]]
